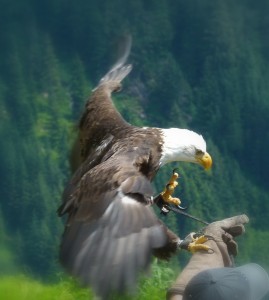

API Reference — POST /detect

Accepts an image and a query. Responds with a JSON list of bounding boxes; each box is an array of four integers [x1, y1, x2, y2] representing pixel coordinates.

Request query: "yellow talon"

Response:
[[194, 235, 209, 244], [169, 171, 179, 183], [187, 234, 213, 254], [161, 171, 182, 205], [165, 196, 181, 206]]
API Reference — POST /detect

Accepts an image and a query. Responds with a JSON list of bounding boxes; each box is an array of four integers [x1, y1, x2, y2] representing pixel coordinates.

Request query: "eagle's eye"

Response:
[[195, 149, 204, 156]]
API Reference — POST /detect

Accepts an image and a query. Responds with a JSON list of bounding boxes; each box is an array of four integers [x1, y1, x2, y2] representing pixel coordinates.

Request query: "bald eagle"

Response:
[[58, 41, 212, 299]]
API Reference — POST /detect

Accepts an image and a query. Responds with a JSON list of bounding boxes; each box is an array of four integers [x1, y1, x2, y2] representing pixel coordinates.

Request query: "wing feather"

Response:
[[98, 35, 132, 86], [59, 152, 168, 298]]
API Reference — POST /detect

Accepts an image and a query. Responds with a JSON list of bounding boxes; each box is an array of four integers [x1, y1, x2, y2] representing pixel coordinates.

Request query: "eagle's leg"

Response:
[[160, 170, 181, 206], [179, 232, 213, 254]]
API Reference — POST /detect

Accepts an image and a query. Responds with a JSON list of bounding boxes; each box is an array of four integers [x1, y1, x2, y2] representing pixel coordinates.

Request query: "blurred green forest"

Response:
[[1, 0, 269, 298]]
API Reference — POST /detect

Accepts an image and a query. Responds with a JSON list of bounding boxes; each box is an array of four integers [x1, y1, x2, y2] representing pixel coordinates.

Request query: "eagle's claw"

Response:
[[179, 232, 214, 254], [161, 171, 182, 206], [177, 204, 187, 210], [188, 234, 213, 254]]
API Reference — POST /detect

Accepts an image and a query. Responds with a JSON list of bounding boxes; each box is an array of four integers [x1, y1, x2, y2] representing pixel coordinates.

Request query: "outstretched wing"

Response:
[[71, 37, 133, 173], [98, 34, 132, 87], [59, 148, 168, 298]]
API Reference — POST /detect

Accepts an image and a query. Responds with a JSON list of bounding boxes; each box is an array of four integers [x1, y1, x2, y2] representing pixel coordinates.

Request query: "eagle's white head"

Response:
[[159, 128, 212, 169]]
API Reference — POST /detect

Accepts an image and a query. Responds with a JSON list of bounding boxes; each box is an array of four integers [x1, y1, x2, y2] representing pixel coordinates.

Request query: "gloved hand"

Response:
[[166, 214, 249, 300], [200, 214, 249, 266]]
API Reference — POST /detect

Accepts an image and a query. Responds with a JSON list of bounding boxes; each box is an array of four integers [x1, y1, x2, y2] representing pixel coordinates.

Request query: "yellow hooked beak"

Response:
[[196, 152, 213, 170]]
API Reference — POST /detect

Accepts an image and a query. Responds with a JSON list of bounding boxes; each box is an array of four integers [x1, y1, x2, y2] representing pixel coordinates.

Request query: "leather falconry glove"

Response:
[[200, 214, 249, 265], [166, 214, 249, 300]]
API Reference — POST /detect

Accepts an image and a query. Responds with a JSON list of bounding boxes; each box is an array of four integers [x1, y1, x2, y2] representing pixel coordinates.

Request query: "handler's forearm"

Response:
[[167, 239, 227, 300]]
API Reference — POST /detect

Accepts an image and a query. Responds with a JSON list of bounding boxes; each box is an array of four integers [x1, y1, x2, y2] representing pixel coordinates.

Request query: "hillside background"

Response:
[[0, 0, 269, 298]]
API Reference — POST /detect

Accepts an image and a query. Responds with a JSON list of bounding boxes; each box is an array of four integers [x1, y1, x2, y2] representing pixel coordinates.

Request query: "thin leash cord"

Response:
[[168, 206, 209, 225]]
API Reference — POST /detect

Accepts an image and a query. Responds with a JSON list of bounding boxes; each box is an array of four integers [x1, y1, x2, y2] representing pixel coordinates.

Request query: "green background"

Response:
[[0, 0, 269, 299]]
